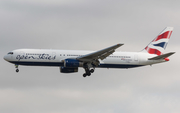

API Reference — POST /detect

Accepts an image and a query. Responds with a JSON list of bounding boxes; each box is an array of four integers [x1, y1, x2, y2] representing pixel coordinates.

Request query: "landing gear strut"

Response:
[[15, 64, 19, 73]]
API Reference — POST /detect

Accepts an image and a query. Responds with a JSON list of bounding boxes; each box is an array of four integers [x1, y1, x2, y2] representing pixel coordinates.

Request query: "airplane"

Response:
[[4, 27, 175, 77]]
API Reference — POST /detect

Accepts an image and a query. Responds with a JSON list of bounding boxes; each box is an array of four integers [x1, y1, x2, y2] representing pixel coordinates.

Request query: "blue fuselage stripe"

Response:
[[99, 64, 143, 68]]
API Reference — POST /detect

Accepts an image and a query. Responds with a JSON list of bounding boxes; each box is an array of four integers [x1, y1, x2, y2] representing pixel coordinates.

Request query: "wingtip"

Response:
[[117, 43, 124, 46], [166, 27, 174, 31]]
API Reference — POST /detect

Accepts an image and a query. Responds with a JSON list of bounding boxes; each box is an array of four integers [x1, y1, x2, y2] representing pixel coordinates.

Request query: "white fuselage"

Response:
[[4, 49, 166, 68]]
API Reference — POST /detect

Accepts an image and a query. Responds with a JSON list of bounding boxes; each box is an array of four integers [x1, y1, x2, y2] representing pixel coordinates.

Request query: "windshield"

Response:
[[7, 52, 13, 55]]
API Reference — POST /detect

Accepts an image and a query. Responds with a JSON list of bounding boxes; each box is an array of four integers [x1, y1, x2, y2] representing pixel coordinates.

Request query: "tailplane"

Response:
[[142, 27, 173, 55], [148, 52, 175, 61]]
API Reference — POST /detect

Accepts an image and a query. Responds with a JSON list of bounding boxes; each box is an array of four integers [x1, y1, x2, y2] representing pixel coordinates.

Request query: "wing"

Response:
[[77, 44, 123, 62]]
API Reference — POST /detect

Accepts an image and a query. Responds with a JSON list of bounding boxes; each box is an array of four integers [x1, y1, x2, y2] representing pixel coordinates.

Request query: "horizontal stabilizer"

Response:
[[148, 52, 175, 60]]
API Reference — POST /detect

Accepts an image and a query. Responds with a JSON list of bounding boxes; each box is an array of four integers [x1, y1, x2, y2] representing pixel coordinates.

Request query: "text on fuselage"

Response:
[[16, 53, 56, 61]]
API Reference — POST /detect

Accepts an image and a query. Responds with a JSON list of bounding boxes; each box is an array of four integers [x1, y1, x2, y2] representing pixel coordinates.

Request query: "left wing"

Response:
[[77, 44, 123, 62]]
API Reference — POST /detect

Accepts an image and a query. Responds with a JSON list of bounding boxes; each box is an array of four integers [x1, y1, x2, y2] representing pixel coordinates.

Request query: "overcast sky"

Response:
[[0, 0, 180, 113]]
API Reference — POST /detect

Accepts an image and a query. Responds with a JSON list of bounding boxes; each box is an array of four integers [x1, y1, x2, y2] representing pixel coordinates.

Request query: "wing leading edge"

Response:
[[77, 43, 123, 62]]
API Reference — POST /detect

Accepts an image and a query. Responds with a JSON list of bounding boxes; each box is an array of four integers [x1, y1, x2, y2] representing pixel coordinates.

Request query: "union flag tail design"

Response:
[[142, 27, 173, 55]]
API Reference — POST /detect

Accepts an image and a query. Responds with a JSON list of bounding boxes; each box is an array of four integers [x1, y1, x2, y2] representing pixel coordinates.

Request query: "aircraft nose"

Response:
[[3, 55, 9, 61]]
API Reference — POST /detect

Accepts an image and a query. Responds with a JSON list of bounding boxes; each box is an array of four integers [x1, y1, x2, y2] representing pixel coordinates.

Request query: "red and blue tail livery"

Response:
[[143, 27, 173, 55]]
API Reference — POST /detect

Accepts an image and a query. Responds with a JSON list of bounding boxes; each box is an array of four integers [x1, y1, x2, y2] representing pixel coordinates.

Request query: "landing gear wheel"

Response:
[[83, 73, 87, 77], [87, 73, 91, 76], [16, 69, 19, 73], [15, 64, 19, 73], [90, 69, 94, 73]]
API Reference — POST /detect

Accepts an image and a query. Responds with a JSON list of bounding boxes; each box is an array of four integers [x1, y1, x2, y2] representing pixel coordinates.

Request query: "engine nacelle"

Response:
[[64, 59, 83, 67], [60, 67, 78, 73]]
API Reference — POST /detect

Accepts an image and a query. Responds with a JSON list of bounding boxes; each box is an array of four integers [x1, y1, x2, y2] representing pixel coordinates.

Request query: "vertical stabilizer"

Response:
[[142, 27, 173, 55]]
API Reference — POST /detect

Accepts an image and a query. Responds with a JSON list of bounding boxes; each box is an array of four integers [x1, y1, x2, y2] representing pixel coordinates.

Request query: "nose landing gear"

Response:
[[15, 64, 19, 73]]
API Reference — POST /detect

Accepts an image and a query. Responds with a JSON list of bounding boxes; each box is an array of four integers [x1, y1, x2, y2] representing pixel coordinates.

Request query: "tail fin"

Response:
[[142, 27, 173, 55]]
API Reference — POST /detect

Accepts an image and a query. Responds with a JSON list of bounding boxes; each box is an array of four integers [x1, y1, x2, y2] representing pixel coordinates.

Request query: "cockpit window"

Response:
[[8, 52, 13, 55]]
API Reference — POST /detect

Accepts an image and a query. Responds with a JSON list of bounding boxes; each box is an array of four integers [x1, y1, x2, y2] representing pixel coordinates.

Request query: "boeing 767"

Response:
[[4, 27, 175, 77]]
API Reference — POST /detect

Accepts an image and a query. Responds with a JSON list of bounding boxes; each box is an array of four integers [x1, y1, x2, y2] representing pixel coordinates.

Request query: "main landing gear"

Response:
[[82, 60, 99, 77], [15, 64, 19, 73], [83, 69, 94, 77], [83, 63, 95, 77]]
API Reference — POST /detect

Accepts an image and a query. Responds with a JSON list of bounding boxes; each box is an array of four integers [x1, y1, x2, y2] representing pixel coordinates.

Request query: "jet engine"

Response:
[[60, 67, 78, 73], [64, 59, 83, 67]]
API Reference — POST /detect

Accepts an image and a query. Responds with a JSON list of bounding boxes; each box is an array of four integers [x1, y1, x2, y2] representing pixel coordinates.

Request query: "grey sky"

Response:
[[0, 0, 180, 113]]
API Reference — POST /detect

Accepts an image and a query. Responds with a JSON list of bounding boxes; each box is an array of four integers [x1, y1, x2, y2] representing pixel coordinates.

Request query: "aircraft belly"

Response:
[[98, 63, 143, 68]]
